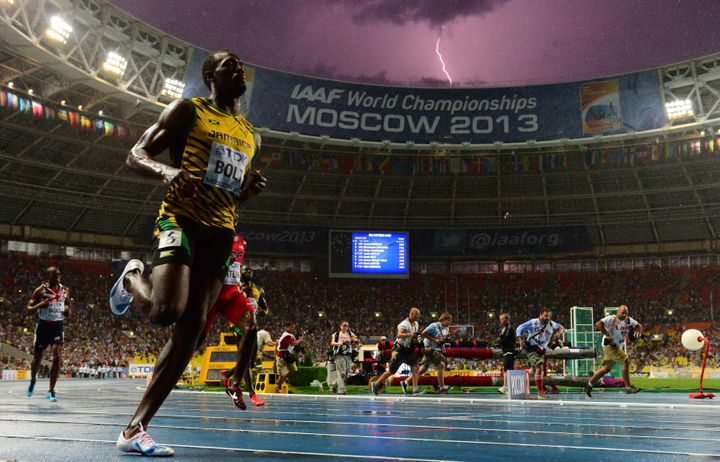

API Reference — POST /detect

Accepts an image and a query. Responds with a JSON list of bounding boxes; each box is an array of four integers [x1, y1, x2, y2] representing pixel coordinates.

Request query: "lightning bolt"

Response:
[[435, 27, 453, 85]]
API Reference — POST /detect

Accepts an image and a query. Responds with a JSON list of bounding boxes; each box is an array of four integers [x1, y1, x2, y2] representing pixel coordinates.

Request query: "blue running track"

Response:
[[0, 379, 718, 461]]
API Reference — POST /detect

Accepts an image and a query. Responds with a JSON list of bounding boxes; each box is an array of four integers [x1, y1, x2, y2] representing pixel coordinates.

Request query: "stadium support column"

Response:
[[403, 178, 413, 229], [368, 177, 382, 224], [631, 166, 659, 242], [679, 161, 717, 240], [585, 172, 604, 245], [333, 177, 351, 224]]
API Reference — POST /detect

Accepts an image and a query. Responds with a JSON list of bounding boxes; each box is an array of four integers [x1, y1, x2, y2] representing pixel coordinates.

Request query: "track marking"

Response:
[[247, 390, 720, 411], [0, 434, 461, 462], [1, 429, 718, 459], [4, 406, 720, 436], [2, 415, 719, 446]]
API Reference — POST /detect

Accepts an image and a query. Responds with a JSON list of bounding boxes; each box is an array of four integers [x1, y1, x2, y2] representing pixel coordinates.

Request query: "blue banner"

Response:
[[184, 49, 666, 144], [235, 225, 327, 254], [418, 227, 591, 256]]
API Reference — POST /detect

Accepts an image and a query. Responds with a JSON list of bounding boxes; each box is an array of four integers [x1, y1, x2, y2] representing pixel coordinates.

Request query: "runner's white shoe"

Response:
[[117, 424, 174, 457], [109, 259, 144, 315]]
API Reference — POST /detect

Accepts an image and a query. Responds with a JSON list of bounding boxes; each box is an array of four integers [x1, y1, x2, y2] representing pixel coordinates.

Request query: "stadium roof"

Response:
[[1, 0, 720, 252]]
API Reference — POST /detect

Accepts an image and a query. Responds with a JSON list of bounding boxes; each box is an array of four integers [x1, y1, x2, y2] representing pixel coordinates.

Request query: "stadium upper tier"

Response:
[[0, 0, 720, 248]]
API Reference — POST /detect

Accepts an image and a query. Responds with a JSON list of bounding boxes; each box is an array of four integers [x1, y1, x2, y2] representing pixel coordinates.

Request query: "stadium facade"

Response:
[[1, 0, 720, 269]]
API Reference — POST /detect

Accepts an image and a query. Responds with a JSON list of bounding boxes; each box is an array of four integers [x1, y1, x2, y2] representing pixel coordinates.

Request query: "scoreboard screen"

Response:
[[351, 232, 407, 274], [329, 230, 409, 279]]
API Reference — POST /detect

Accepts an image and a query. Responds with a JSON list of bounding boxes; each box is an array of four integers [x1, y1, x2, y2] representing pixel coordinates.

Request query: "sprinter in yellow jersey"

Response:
[[109, 50, 267, 457]]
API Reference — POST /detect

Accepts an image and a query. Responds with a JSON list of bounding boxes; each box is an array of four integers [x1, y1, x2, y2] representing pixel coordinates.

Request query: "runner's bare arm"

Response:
[[126, 99, 199, 199], [26, 286, 47, 313]]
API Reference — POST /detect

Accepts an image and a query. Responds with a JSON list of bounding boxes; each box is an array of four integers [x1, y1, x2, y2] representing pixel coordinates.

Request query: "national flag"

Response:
[[31, 101, 43, 118], [68, 111, 79, 126], [650, 144, 660, 161], [486, 156, 496, 174], [44, 106, 56, 119], [379, 156, 390, 174], [9, 92, 18, 111], [80, 116, 92, 131], [104, 120, 115, 136], [257, 151, 271, 167], [449, 157, 462, 174]]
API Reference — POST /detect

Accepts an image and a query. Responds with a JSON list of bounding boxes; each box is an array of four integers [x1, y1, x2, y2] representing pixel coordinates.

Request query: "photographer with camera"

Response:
[[585, 305, 642, 398], [372, 307, 421, 396], [401, 312, 452, 394], [330, 321, 363, 394], [516, 309, 565, 399], [276, 321, 304, 392]]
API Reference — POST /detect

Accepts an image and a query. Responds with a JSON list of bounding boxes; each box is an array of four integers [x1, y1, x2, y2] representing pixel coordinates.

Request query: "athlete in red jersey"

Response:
[[200, 234, 260, 408]]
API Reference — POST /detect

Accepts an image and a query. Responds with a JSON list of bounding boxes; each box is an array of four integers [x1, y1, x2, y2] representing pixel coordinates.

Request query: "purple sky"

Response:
[[113, 0, 720, 87]]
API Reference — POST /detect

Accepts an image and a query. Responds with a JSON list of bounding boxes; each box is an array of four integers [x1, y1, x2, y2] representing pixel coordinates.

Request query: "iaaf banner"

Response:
[[413, 226, 592, 256], [235, 224, 327, 254], [184, 49, 666, 144]]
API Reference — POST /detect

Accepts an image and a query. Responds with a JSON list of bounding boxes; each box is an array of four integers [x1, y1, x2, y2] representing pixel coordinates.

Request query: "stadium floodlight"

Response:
[[45, 16, 72, 44], [102, 51, 128, 77], [665, 99, 694, 120], [161, 78, 185, 99]]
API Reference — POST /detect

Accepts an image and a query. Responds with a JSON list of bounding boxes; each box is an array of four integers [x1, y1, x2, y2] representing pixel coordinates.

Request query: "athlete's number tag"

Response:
[[204, 141, 249, 196], [159, 229, 183, 250], [48, 300, 64, 313]]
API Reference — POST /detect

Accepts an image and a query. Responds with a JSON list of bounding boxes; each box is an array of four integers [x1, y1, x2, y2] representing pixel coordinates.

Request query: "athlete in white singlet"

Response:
[[26, 266, 71, 402]]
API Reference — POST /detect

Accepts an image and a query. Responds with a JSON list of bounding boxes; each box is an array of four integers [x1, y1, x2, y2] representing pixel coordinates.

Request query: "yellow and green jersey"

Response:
[[157, 97, 256, 231]]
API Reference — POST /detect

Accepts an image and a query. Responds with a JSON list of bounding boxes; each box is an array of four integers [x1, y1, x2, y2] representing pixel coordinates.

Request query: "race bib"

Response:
[[48, 300, 64, 313], [224, 261, 242, 285], [159, 229, 183, 250], [204, 141, 250, 196]]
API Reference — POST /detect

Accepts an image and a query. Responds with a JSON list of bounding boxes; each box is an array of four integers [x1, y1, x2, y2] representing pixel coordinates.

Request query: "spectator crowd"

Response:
[[1, 251, 718, 376]]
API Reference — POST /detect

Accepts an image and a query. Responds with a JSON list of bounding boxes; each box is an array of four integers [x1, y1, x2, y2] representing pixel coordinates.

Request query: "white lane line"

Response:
[[153, 404, 720, 427], [3, 407, 718, 435], [6, 391, 720, 416], [216, 390, 720, 411], [0, 428, 718, 459], [1, 415, 719, 446], [0, 434, 460, 462], [3, 403, 718, 435]]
